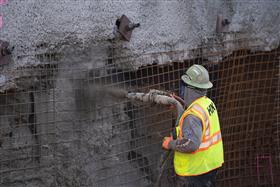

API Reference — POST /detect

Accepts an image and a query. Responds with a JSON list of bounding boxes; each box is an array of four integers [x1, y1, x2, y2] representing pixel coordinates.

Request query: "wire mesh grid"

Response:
[[0, 34, 279, 187]]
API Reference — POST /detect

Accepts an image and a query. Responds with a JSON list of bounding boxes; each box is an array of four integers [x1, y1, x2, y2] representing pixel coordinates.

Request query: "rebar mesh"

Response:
[[0, 34, 279, 187]]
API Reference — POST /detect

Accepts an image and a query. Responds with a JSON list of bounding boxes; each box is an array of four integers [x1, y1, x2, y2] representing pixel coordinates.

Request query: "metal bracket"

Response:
[[216, 15, 230, 33], [117, 15, 140, 41], [0, 40, 12, 65]]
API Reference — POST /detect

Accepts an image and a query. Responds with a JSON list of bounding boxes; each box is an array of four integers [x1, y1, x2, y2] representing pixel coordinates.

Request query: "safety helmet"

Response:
[[181, 64, 213, 89]]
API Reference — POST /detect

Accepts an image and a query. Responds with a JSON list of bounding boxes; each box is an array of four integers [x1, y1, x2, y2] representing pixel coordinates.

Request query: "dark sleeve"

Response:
[[168, 114, 203, 153]]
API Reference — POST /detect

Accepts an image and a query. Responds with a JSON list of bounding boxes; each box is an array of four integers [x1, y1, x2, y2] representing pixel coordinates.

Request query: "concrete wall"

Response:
[[0, 0, 279, 68], [0, 0, 279, 186]]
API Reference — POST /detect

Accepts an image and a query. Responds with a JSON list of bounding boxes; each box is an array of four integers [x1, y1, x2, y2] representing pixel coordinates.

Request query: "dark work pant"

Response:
[[176, 169, 217, 187]]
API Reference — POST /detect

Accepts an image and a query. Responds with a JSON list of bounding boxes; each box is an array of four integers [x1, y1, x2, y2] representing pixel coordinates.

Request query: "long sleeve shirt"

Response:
[[168, 87, 206, 153], [168, 114, 203, 153]]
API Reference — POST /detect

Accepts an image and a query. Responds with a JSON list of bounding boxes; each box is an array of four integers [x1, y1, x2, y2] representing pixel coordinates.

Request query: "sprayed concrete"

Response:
[[0, 0, 278, 92], [0, 0, 279, 67]]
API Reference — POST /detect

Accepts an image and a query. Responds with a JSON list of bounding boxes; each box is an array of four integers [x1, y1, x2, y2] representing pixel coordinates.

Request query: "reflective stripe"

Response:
[[193, 131, 222, 154], [191, 104, 211, 139], [178, 107, 206, 140], [200, 131, 221, 148], [192, 104, 208, 121], [174, 96, 224, 176], [205, 127, 210, 137]]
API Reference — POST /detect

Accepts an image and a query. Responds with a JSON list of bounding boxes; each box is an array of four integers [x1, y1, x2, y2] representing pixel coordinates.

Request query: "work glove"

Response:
[[162, 136, 172, 150]]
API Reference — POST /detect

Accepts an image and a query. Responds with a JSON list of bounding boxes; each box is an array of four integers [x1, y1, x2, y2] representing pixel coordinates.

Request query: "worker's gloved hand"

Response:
[[162, 136, 172, 150]]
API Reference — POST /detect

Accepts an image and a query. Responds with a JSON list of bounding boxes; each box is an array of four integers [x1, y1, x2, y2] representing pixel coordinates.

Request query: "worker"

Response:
[[162, 64, 224, 187]]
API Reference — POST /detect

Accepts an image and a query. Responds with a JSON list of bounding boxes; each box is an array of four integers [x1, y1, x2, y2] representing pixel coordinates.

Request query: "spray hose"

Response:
[[126, 89, 184, 120], [126, 89, 184, 186], [102, 87, 183, 185]]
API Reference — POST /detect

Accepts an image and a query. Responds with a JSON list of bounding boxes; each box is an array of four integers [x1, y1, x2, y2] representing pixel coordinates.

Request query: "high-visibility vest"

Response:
[[174, 96, 224, 176]]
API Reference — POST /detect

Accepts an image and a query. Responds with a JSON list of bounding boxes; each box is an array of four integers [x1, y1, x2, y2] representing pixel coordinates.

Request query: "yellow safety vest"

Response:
[[174, 96, 224, 176]]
